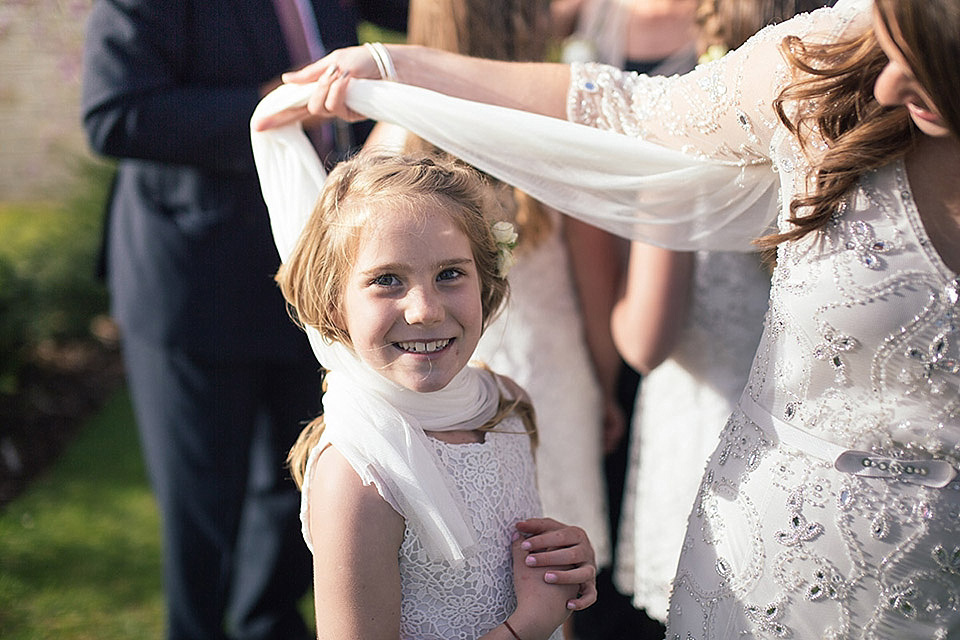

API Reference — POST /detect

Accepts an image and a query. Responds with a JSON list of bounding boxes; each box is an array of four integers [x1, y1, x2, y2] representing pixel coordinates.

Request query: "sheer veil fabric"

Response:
[[255, 79, 781, 252], [253, 0, 873, 254]]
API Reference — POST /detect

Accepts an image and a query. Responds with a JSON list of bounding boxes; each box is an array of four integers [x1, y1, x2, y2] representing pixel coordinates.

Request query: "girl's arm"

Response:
[[306, 446, 406, 640], [611, 243, 694, 375]]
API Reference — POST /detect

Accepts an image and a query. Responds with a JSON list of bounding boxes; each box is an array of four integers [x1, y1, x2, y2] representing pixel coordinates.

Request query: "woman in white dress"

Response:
[[255, 0, 960, 635]]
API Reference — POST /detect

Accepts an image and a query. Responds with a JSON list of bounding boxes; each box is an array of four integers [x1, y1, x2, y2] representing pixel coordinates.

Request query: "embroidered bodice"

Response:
[[752, 161, 959, 452]]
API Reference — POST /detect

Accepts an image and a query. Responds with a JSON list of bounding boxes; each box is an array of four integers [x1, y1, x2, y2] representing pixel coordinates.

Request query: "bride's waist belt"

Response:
[[737, 394, 959, 490]]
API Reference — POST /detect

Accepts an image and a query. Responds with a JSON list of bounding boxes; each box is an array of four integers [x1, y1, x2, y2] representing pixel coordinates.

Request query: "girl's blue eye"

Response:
[[372, 274, 401, 287], [438, 268, 463, 282]]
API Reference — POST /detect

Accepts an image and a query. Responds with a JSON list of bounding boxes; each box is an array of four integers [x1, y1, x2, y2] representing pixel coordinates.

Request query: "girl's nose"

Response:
[[403, 287, 444, 325]]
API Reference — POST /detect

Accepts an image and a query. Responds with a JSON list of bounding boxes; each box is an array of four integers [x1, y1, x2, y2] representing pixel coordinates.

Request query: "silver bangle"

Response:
[[363, 42, 387, 80], [364, 41, 397, 82]]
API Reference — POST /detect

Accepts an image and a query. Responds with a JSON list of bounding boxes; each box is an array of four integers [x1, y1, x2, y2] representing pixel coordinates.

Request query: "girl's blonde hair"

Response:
[[276, 151, 527, 486], [760, 0, 960, 248], [403, 0, 554, 249]]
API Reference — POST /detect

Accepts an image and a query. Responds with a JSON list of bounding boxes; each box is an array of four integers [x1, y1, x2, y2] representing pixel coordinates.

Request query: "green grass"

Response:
[[0, 389, 317, 639], [0, 389, 165, 640]]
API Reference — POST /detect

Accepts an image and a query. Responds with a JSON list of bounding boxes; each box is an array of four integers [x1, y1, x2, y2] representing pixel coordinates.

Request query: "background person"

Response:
[[80, 1, 407, 638]]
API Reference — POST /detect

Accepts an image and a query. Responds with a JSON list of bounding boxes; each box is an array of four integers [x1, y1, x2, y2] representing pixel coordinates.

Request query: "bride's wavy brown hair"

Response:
[[758, 0, 960, 248]]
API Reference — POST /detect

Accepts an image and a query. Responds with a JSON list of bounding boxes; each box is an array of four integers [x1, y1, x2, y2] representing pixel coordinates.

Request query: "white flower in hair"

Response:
[[492, 221, 518, 246], [491, 221, 518, 278]]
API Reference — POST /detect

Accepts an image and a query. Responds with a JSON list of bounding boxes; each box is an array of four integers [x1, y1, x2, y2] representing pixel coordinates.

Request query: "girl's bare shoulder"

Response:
[[308, 444, 402, 524]]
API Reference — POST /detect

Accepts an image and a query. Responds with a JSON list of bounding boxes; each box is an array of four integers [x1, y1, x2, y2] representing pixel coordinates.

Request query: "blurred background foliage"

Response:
[[0, 159, 113, 395]]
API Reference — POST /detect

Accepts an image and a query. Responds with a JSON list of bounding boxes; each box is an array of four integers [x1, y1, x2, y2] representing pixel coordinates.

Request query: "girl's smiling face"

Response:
[[873, 8, 951, 139], [341, 200, 484, 393]]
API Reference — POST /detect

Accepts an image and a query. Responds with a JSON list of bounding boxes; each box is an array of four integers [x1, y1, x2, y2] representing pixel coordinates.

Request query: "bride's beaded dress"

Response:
[[615, 249, 770, 623], [568, 3, 960, 638]]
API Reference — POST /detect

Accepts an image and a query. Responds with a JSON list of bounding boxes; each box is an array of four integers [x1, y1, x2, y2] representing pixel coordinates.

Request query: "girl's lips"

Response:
[[394, 338, 453, 354]]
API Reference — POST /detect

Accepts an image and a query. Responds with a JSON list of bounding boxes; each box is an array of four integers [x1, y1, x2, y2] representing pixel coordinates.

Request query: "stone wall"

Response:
[[0, 1, 96, 203]]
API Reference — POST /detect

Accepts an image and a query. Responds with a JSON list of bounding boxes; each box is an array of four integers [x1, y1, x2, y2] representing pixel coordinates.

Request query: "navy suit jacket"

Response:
[[82, 0, 406, 361]]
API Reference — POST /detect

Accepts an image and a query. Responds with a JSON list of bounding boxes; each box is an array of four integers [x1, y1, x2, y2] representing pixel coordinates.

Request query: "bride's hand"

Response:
[[252, 45, 382, 131]]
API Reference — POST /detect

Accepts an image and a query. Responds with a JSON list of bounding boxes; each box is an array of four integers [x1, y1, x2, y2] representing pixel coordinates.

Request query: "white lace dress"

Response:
[[302, 419, 564, 640], [566, 4, 960, 639], [473, 207, 611, 567], [615, 250, 770, 622]]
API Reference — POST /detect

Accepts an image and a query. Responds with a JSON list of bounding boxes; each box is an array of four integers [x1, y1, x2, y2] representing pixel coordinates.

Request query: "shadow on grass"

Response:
[[0, 388, 164, 640]]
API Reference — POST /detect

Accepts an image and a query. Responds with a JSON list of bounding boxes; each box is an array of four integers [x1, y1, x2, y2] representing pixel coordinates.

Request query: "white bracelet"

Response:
[[364, 41, 397, 82], [372, 43, 397, 81], [363, 42, 387, 80]]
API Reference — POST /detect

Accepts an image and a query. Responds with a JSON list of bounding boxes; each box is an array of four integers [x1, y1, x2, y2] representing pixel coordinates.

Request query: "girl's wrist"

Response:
[[504, 613, 551, 640], [503, 618, 524, 640]]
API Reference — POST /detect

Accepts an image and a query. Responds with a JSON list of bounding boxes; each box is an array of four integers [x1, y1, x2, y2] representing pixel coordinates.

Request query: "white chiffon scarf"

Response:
[[251, 91, 501, 563], [249, 79, 778, 560], [256, 79, 780, 252]]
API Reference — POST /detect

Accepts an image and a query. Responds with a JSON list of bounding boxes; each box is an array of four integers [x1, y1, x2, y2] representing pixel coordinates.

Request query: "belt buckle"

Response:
[[834, 450, 958, 489]]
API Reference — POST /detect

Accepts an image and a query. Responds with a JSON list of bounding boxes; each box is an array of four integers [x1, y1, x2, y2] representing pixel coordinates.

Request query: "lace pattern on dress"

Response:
[[398, 423, 564, 640]]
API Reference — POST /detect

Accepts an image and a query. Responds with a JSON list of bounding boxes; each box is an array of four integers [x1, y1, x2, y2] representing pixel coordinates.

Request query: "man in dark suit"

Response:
[[81, 2, 407, 638]]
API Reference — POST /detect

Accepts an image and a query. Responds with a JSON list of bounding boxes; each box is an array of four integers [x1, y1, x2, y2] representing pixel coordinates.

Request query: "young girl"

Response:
[[254, 146, 596, 639], [256, 0, 959, 636]]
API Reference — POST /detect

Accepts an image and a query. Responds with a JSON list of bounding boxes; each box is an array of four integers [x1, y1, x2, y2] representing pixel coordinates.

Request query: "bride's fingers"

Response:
[[286, 45, 382, 86], [251, 105, 310, 131], [323, 73, 366, 121], [282, 58, 331, 84]]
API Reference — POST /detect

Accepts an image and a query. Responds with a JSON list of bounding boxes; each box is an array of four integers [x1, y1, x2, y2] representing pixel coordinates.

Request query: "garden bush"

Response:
[[0, 159, 114, 394]]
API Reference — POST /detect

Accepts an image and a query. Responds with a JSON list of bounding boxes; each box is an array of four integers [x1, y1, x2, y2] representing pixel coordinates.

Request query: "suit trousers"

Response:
[[121, 335, 320, 640]]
